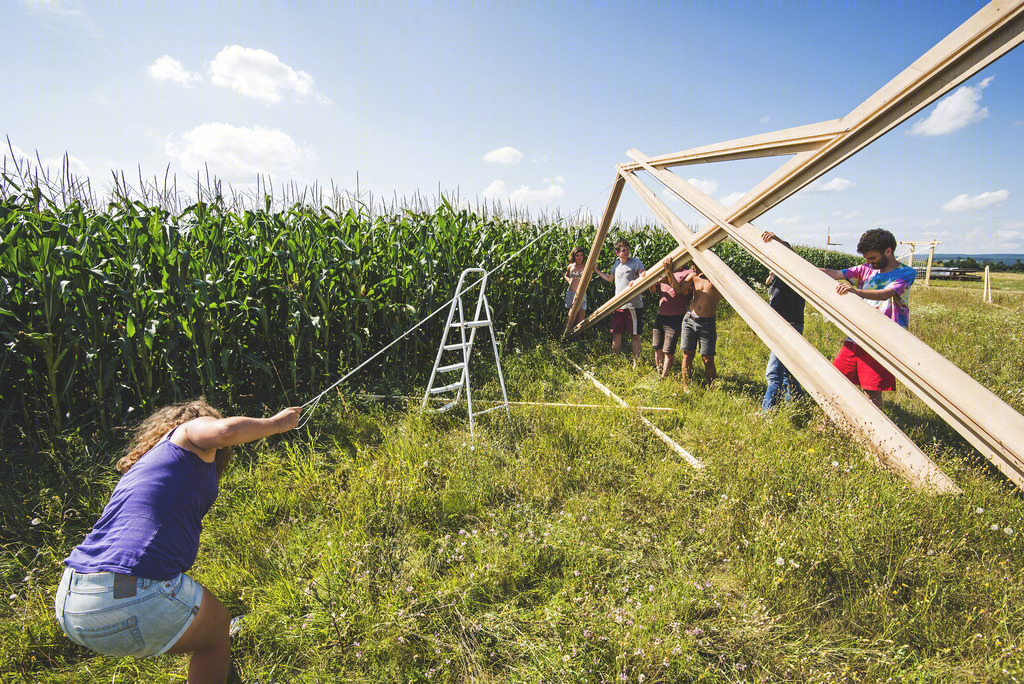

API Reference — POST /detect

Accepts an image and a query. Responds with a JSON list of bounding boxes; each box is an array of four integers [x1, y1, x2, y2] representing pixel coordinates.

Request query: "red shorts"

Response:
[[833, 341, 895, 392], [610, 308, 643, 336]]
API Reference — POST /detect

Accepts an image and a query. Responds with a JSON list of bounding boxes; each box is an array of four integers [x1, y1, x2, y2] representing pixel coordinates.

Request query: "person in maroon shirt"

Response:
[[649, 256, 693, 378]]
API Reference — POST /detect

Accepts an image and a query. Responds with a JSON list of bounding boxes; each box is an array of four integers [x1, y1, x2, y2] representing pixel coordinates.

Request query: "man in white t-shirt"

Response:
[[598, 239, 646, 367]]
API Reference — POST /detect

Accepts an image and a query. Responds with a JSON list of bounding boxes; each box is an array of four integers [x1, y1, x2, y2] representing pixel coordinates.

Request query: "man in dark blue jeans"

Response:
[[760, 231, 806, 411]]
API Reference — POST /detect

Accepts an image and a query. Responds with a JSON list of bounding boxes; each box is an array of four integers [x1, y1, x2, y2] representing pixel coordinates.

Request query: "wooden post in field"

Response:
[[575, 0, 1024, 491], [900, 240, 941, 285], [984, 265, 993, 303], [903, 242, 917, 269], [924, 241, 938, 286]]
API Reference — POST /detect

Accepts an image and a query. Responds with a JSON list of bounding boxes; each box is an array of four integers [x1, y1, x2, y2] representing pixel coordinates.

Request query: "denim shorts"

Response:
[[681, 312, 717, 356], [564, 289, 587, 310], [54, 567, 203, 658]]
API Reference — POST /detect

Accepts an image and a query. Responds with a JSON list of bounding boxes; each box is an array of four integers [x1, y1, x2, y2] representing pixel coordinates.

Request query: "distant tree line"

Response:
[[937, 257, 1024, 272]]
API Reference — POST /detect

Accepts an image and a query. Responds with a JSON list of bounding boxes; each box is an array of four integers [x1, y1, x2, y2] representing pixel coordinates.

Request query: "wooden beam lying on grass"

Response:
[[568, 360, 703, 471]]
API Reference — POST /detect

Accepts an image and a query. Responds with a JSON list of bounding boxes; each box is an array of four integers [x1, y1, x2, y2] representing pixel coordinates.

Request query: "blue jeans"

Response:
[[55, 567, 203, 657], [761, 323, 804, 411]]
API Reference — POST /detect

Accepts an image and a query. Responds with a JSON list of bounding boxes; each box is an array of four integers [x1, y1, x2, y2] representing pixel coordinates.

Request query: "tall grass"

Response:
[[4, 304, 1022, 681]]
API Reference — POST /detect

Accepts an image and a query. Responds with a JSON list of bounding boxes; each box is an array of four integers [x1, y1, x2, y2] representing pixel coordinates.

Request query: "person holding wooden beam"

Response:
[[760, 231, 806, 410], [680, 264, 723, 389], [597, 239, 646, 368], [821, 228, 916, 408], [563, 245, 607, 337], [649, 256, 693, 378]]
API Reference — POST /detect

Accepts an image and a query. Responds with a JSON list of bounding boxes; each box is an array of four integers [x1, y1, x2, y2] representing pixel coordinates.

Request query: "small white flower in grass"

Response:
[[831, 461, 839, 468], [976, 507, 984, 514], [30, 518, 40, 526], [992, 524, 1000, 531], [1006, 527, 1014, 536], [7, 594, 15, 601], [776, 557, 785, 566]]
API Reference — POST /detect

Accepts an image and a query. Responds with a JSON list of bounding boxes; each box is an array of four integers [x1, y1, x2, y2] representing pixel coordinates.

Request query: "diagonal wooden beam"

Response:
[[622, 168, 957, 492], [630, 149, 1024, 489], [618, 119, 846, 172], [564, 174, 624, 337], [685, 0, 1024, 254]]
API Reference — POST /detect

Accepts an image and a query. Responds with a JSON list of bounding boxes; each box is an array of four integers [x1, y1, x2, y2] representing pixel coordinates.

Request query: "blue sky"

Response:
[[4, 0, 1023, 255]]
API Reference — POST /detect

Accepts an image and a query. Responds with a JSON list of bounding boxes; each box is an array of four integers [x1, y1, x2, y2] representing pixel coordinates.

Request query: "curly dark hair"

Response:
[[857, 229, 897, 255], [116, 398, 233, 479]]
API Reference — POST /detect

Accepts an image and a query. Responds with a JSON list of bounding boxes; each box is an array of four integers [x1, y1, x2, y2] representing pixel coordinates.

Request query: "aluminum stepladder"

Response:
[[422, 268, 510, 436]]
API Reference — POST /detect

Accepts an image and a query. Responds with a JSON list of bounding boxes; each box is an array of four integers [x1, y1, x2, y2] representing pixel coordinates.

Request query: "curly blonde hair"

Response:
[[116, 398, 234, 479]]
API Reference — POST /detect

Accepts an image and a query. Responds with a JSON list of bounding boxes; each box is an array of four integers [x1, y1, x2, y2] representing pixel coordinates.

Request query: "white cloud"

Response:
[[811, 177, 854, 192], [209, 46, 329, 104], [686, 178, 718, 195], [922, 218, 942, 229], [909, 77, 992, 136], [760, 114, 770, 123], [165, 123, 314, 180], [996, 230, 1021, 240], [482, 179, 564, 204], [661, 189, 682, 205], [772, 216, 801, 225], [482, 146, 523, 165], [148, 55, 202, 86], [941, 189, 1009, 212], [719, 191, 746, 207], [843, 211, 860, 220]]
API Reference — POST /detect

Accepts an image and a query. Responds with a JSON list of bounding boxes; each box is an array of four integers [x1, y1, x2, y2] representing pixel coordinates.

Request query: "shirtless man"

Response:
[[680, 264, 723, 388]]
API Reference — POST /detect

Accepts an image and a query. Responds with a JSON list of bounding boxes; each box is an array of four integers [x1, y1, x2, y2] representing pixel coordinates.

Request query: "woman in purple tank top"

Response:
[[55, 399, 300, 684]]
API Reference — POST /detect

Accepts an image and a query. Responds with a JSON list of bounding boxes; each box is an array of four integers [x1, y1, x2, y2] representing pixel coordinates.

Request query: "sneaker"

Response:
[[229, 615, 246, 641]]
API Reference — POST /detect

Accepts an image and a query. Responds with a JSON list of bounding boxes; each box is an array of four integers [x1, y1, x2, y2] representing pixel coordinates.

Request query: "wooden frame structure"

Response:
[[899, 240, 941, 285], [566, 0, 1024, 493]]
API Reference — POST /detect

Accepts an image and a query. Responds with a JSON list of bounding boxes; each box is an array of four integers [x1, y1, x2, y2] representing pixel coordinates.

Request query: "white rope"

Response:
[[295, 189, 613, 429], [357, 394, 677, 412]]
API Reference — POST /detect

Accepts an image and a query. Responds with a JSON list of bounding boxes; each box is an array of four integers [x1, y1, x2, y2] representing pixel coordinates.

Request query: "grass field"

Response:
[[2, 278, 1023, 682]]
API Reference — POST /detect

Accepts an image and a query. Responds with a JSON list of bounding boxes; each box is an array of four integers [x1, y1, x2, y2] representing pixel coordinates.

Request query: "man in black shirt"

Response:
[[760, 231, 806, 410]]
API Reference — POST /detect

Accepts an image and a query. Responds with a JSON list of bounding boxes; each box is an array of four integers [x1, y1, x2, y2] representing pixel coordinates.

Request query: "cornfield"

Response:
[[0, 171, 857, 450]]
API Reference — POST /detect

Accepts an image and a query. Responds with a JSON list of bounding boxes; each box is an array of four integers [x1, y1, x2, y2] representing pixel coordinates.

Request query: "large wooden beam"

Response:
[[564, 174, 624, 337], [618, 119, 846, 172], [687, 0, 1024, 254]]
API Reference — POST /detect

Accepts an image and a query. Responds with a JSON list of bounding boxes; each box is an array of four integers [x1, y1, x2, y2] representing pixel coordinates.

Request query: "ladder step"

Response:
[[443, 343, 468, 352], [437, 362, 465, 373], [472, 404, 508, 418], [449, 320, 492, 329], [428, 381, 463, 395], [437, 401, 458, 413]]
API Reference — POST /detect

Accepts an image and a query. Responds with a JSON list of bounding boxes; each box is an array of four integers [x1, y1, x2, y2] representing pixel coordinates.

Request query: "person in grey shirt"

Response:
[[598, 239, 646, 367]]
